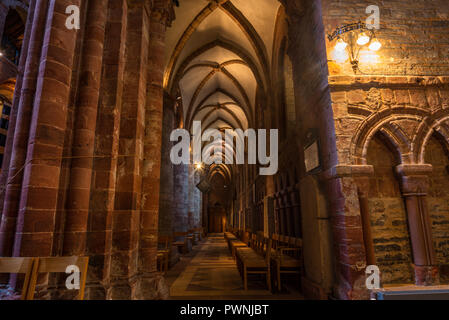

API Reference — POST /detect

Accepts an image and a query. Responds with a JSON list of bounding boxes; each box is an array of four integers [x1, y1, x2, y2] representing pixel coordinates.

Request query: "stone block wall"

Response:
[[322, 0, 449, 76], [425, 135, 449, 283], [366, 134, 414, 284], [320, 0, 449, 296]]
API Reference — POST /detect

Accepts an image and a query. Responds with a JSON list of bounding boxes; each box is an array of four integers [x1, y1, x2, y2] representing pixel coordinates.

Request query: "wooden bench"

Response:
[[0, 257, 38, 300]]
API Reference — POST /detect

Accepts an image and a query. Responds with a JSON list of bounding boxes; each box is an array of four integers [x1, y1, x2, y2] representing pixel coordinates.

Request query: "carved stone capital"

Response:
[[395, 164, 433, 195], [321, 165, 374, 181]]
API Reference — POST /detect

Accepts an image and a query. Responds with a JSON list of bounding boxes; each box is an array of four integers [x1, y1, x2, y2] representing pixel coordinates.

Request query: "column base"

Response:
[[136, 272, 169, 300], [414, 265, 440, 286], [110, 276, 139, 300]]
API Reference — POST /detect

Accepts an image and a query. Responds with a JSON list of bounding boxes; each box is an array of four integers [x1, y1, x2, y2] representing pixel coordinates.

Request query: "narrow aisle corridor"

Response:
[[166, 234, 303, 300]]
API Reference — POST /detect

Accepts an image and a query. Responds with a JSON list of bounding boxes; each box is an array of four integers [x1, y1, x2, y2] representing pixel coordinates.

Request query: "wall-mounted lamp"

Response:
[[328, 21, 382, 74]]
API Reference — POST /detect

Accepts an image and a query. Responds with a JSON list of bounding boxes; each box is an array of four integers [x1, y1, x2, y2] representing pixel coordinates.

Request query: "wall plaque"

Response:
[[304, 141, 320, 172]]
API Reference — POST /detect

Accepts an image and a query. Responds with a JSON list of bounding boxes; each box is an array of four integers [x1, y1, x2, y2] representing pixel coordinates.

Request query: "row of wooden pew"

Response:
[[157, 227, 204, 273], [225, 231, 303, 292], [0, 256, 88, 300]]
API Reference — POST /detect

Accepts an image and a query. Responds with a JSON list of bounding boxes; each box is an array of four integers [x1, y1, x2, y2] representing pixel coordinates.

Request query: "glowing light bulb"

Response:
[[357, 32, 370, 46], [369, 39, 382, 51], [332, 48, 349, 63], [195, 163, 203, 170], [334, 38, 348, 52]]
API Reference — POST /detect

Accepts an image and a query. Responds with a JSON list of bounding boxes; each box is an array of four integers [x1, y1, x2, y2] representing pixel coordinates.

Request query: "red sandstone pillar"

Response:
[[85, 0, 128, 300], [173, 164, 189, 234], [111, 0, 149, 299], [396, 164, 439, 285], [188, 164, 195, 229], [62, 0, 107, 256], [158, 95, 175, 237], [12, 0, 81, 257], [0, 0, 36, 230], [138, 0, 173, 295], [0, 0, 51, 257], [63, 0, 108, 256]]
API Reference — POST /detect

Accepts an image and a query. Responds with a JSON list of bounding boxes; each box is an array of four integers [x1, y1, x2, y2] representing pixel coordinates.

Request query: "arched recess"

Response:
[[423, 131, 449, 284], [366, 131, 414, 285], [350, 108, 428, 165]]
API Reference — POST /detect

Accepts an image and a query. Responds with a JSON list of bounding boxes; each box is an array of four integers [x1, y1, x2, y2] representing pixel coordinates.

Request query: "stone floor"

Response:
[[165, 233, 304, 300]]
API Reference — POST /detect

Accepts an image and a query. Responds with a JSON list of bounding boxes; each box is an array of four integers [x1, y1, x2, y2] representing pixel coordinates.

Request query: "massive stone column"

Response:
[[0, 0, 36, 250], [188, 164, 195, 230], [63, 0, 108, 256], [158, 97, 175, 237], [396, 164, 439, 285], [111, 0, 149, 299], [0, 0, 47, 257], [281, 0, 340, 300], [158, 96, 180, 266], [138, 0, 173, 298], [86, 0, 128, 300], [193, 171, 202, 228], [173, 164, 189, 234], [2, 0, 81, 260]]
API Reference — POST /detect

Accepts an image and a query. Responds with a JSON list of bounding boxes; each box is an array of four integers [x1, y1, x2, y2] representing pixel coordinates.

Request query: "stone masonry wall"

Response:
[[322, 0, 449, 76], [366, 134, 414, 284], [425, 134, 449, 283]]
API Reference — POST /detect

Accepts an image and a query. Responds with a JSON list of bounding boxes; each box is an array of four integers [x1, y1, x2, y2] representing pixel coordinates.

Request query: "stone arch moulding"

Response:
[[415, 113, 449, 164], [350, 108, 431, 165]]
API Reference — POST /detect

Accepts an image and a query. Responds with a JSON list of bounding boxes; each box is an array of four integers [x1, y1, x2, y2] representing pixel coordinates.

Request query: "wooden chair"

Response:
[[272, 237, 303, 291], [236, 238, 272, 291], [173, 232, 190, 253], [27, 256, 89, 300], [193, 227, 203, 242], [187, 229, 196, 245], [0, 257, 38, 300], [157, 236, 171, 273]]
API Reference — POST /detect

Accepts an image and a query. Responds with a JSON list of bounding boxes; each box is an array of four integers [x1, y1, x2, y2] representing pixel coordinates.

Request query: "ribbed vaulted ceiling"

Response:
[[164, 0, 280, 180]]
